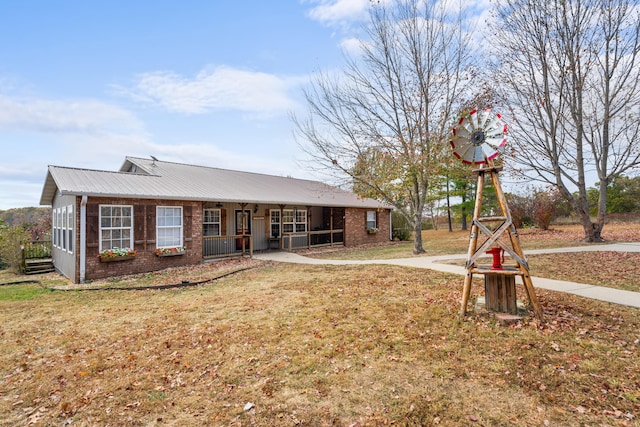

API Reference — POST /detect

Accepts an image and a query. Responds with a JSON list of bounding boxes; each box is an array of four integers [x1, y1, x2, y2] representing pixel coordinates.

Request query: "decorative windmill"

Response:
[[450, 109, 543, 320]]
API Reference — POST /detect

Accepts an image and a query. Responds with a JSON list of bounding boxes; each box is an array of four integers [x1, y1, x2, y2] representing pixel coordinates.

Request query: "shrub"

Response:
[[0, 226, 30, 273]]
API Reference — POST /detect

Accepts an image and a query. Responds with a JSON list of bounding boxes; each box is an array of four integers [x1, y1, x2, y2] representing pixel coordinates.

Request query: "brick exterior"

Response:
[[82, 197, 203, 282], [344, 207, 391, 247], [67, 196, 390, 283]]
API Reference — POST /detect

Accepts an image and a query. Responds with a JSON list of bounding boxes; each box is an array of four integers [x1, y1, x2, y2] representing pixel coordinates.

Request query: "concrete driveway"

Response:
[[255, 243, 640, 309]]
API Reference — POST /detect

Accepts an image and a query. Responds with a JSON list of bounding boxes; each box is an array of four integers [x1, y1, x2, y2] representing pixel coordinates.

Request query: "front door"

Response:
[[235, 210, 251, 251], [235, 210, 251, 235]]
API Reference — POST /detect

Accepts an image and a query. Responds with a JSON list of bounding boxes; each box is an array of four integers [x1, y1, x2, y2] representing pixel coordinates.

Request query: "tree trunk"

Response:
[[446, 179, 453, 232], [461, 194, 468, 231], [413, 213, 425, 254]]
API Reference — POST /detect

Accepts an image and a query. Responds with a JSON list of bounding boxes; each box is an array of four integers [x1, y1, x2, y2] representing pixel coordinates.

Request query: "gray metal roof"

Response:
[[40, 156, 390, 209]]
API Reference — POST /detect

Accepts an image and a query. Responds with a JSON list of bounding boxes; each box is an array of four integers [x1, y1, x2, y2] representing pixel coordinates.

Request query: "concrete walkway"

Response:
[[254, 243, 640, 309]]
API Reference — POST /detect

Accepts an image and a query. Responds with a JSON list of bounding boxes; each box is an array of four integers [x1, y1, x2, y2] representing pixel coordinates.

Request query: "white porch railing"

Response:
[[281, 229, 344, 251], [202, 234, 253, 259]]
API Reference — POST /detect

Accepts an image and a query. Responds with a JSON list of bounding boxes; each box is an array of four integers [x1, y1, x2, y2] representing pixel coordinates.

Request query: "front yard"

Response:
[[1, 259, 638, 426]]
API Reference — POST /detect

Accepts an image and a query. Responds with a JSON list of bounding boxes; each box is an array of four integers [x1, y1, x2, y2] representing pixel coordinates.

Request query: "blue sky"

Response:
[[0, 0, 379, 209]]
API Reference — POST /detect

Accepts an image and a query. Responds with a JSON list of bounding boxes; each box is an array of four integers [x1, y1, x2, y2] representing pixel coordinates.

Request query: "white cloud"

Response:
[[339, 37, 365, 55], [120, 66, 301, 115], [0, 94, 144, 135], [305, 0, 370, 25]]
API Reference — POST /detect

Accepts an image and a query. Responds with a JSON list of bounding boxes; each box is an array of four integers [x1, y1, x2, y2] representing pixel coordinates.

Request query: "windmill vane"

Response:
[[450, 108, 507, 165]]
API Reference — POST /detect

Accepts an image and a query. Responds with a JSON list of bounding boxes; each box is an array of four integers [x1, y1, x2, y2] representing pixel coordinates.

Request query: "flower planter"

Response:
[[367, 228, 379, 235], [155, 250, 186, 257], [99, 255, 135, 263]]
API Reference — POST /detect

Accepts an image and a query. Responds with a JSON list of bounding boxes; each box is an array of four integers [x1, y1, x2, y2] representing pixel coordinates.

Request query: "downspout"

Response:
[[80, 195, 88, 283], [389, 210, 393, 241]]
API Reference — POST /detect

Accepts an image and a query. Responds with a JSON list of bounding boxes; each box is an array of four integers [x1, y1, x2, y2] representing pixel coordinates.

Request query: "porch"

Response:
[[201, 228, 345, 259], [201, 204, 346, 258], [21, 240, 54, 274]]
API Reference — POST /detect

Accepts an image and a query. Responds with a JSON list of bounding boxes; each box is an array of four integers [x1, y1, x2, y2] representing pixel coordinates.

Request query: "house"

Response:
[[40, 156, 393, 283]]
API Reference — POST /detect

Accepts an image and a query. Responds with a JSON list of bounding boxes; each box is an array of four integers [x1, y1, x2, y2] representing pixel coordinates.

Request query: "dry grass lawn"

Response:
[[1, 259, 639, 426]]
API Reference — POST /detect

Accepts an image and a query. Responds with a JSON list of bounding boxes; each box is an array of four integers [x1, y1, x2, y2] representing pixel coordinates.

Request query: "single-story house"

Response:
[[40, 156, 392, 283]]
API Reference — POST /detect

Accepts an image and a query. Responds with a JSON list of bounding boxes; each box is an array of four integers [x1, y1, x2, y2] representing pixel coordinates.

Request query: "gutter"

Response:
[[80, 195, 88, 283]]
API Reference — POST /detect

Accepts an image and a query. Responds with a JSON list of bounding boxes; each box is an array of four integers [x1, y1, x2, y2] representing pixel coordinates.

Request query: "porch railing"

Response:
[[202, 234, 253, 259], [22, 240, 53, 259], [20, 240, 54, 275], [282, 229, 344, 251]]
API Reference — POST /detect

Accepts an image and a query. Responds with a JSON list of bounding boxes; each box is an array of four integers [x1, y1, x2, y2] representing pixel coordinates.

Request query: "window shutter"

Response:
[[146, 205, 156, 243], [86, 203, 99, 255], [134, 205, 145, 248], [265, 209, 270, 236], [183, 205, 192, 244], [221, 209, 227, 235]]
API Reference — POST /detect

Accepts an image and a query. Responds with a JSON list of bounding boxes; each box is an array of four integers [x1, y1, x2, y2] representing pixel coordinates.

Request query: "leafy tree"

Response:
[[588, 175, 640, 214], [506, 191, 533, 228], [0, 225, 30, 273], [531, 187, 561, 230], [491, 0, 640, 241], [294, 0, 474, 254]]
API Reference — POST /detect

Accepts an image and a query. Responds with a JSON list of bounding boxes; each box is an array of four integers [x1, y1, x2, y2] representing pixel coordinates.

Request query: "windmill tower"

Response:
[[450, 109, 543, 320]]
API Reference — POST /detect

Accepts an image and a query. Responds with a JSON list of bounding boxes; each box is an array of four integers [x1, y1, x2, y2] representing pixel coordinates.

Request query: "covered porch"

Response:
[[201, 203, 345, 259]]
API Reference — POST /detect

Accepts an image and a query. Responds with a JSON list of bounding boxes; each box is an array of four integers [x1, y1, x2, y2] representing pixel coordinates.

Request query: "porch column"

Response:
[[279, 204, 285, 250], [330, 207, 334, 246], [306, 206, 311, 249]]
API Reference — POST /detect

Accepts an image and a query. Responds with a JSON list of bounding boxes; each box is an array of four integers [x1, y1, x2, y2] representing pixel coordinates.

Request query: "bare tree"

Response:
[[293, 0, 474, 253], [491, 0, 640, 241]]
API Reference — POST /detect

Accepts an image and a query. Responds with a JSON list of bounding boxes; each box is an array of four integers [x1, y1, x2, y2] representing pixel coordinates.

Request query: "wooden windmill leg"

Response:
[[460, 271, 473, 319], [522, 273, 543, 320]]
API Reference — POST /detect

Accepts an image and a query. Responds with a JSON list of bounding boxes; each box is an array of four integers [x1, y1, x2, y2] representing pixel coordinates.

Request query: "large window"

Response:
[[270, 209, 280, 238], [66, 205, 73, 253], [99, 205, 133, 251], [52, 209, 58, 247], [366, 211, 377, 229], [203, 208, 221, 236], [61, 206, 67, 250], [275, 208, 307, 235], [157, 206, 183, 248], [295, 210, 307, 232]]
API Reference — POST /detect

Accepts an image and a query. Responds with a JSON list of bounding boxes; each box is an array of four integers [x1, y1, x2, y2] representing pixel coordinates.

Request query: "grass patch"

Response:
[[309, 223, 639, 261], [1, 263, 638, 425], [527, 252, 640, 292], [0, 282, 52, 301]]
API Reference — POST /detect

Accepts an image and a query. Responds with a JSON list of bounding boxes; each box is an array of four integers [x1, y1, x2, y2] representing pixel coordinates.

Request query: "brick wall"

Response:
[[82, 197, 203, 282], [344, 207, 391, 247]]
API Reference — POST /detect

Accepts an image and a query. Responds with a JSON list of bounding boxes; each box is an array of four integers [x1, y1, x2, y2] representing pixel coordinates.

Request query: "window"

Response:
[[203, 208, 221, 236], [99, 205, 133, 251], [61, 206, 67, 250], [282, 209, 294, 233], [295, 210, 307, 232], [366, 211, 377, 229], [57, 207, 62, 248], [279, 209, 307, 235], [67, 205, 73, 253], [52, 209, 58, 247], [270, 209, 280, 238], [157, 206, 183, 248]]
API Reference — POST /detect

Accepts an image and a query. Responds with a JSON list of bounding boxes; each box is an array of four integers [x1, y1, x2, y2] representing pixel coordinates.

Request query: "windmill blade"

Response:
[[453, 141, 474, 162], [469, 109, 479, 130], [450, 135, 470, 149], [484, 135, 507, 147], [481, 143, 500, 161], [471, 146, 485, 163], [450, 108, 508, 165], [478, 108, 491, 129], [457, 116, 473, 134], [453, 125, 471, 139]]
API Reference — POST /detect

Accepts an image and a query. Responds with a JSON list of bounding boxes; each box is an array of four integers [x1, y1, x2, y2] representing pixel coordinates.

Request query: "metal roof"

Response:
[[40, 156, 390, 209]]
